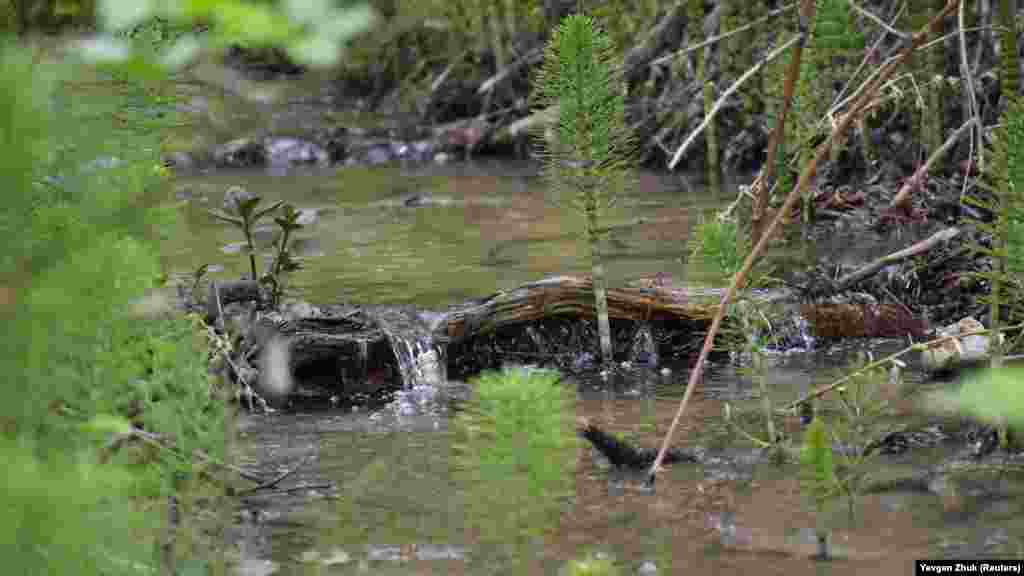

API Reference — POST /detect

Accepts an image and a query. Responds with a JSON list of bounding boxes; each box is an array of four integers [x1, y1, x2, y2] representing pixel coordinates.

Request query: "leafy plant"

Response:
[[452, 368, 577, 565], [262, 202, 305, 306], [207, 185, 283, 281], [533, 12, 636, 365], [87, 0, 376, 70], [207, 189, 306, 306], [0, 40, 225, 574]]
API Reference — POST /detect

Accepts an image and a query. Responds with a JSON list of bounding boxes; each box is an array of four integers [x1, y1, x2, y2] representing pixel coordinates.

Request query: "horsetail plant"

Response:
[[532, 12, 636, 366], [799, 415, 838, 560]]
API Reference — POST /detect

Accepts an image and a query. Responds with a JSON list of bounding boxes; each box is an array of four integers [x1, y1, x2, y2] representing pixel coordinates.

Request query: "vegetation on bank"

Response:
[[0, 1, 376, 573], [0, 40, 228, 573], [4, 0, 1024, 572]]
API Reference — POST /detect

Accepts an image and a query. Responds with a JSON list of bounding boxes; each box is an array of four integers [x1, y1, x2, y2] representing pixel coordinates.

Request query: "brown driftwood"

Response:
[[800, 302, 928, 340], [437, 275, 720, 343]]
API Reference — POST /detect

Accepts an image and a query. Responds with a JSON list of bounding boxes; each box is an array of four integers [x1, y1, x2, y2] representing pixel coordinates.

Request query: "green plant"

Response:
[[0, 40, 226, 574], [263, 202, 305, 306], [207, 191, 305, 306], [970, 95, 1024, 366], [688, 214, 748, 281], [452, 368, 578, 565], [799, 416, 838, 560], [533, 12, 636, 365], [207, 185, 283, 282], [88, 0, 376, 70]]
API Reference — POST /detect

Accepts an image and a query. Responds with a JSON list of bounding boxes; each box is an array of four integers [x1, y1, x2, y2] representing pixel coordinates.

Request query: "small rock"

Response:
[[174, 185, 195, 201], [983, 528, 1010, 550], [264, 137, 328, 167], [365, 145, 392, 165], [637, 560, 658, 576], [164, 151, 195, 171], [213, 138, 266, 168]]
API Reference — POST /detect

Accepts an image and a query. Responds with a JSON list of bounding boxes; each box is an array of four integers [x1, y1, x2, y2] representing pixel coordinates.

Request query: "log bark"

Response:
[[438, 275, 720, 343]]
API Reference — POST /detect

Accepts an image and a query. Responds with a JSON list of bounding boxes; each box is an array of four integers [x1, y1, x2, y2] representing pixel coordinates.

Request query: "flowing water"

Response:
[[164, 157, 1024, 574]]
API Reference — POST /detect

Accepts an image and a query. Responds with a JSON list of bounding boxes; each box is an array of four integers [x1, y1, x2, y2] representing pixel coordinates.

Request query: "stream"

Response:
[[150, 61, 1024, 570], [162, 158, 1024, 575]]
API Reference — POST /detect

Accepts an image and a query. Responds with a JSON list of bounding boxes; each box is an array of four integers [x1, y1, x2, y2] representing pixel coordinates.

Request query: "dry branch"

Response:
[[438, 275, 720, 343], [890, 119, 977, 209], [833, 227, 960, 292], [647, 0, 962, 486]]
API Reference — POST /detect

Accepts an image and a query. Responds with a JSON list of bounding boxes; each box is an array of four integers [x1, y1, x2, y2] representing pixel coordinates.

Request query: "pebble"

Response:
[[638, 560, 658, 575]]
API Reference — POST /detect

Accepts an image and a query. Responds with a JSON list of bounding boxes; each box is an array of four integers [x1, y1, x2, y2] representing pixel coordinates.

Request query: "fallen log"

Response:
[[437, 275, 721, 343]]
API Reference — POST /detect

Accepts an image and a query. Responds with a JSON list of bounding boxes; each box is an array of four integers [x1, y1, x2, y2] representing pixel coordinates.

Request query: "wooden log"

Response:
[[437, 275, 720, 343]]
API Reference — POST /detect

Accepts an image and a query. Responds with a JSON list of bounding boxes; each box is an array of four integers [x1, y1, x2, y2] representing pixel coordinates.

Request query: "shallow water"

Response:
[[164, 158, 1024, 575], [228, 364, 1024, 576], [164, 159, 732, 308]]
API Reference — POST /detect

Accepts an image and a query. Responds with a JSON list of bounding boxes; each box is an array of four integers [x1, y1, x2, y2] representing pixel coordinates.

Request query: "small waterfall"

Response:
[[370, 307, 448, 388]]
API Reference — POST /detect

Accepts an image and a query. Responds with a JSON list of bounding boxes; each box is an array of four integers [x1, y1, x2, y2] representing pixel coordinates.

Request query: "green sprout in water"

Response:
[[452, 368, 577, 567], [533, 12, 636, 365], [799, 416, 837, 560]]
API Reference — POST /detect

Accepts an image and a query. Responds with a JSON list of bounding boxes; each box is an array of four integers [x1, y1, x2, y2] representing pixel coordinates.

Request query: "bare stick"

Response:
[[890, 119, 977, 209], [235, 453, 316, 495], [847, 0, 909, 39], [752, 0, 815, 243], [646, 0, 960, 486], [648, 3, 798, 67], [668, 36, 801, 170], [477, 48, 542, 95], [958, 0, 982, 188], [829, 4, 906, 118], [122, 425, 266, 484], [833, 227, 960, 292]]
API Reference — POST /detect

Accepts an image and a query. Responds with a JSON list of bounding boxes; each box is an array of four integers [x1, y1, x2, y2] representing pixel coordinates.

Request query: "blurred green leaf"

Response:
[[81, 414, 133, 435], [927, 367, 1024, 428], [99, 0, 156, 31]]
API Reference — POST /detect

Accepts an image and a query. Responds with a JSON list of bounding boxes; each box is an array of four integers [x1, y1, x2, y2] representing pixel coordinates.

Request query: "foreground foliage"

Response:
[[452, 368, 578, 566], [0, 41, 227, 573]]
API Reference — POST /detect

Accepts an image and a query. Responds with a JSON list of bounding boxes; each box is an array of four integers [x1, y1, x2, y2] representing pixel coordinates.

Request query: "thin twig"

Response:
[[958, 0, 982, 196], [752, 0, 815, 243], [234, 453, 316, 495], [668, 36, 801, 170], [828, 6, 903, 136], [891, 119, 977, 208], [847, 0, 909, 39], [648, 3, 798, 67], [834, 227, 960, 291], [646, 0, 961, 486], [781, 322, 1024, 411], [124, 425, 265, 484]]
